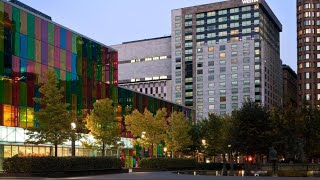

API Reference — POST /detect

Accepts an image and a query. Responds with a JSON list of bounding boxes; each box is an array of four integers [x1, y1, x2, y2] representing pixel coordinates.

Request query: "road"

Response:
[[64, 172, 319, 180]]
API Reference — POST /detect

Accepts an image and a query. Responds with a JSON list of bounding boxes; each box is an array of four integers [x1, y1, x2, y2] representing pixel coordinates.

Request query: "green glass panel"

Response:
[[20, 82, 27, 106], [72, 33, 77, 54], [3, 80, 12, 104], [0, 2, 3, 51], [12, 7, 20, 32], [0, 1, 4, 27], [19, 106, 27, 128], [48, 22, 54, 45], [0, 51, 4, 76], [76, 56, 82, 76], [27, 107, 34, 128], [0, 80, 3, 103], [27, 13, 35, 38], [54, 68, 60, 79], [27, 37, 34, 61], [13, 32, 20, 56]]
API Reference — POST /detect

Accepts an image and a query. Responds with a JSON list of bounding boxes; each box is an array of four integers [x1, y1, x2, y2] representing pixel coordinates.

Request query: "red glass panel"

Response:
[[4, 3, 12, 29], [66, 30, 72, 52], [54, 46, 60, 68], [54, 25, 60, 47]]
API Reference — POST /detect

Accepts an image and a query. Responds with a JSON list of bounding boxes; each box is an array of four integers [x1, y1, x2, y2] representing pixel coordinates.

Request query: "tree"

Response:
[[26, 70, 71, 157], [300, 104, 320, 161], [230, 100, 274, 160], [199, 114, 231, 163], [85, 98, 121, 156], [166, 111, 192, 157], [125, 108, 167, 157]]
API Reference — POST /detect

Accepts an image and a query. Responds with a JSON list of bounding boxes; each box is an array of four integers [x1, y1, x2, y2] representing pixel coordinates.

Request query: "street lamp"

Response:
[[71, 122, 76, 156], [163, 147, 167, 157], [228, 144, 234, 176]]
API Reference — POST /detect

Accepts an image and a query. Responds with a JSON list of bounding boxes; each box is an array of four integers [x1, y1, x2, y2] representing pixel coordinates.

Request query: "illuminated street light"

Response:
[[71, 122, 76, 156]]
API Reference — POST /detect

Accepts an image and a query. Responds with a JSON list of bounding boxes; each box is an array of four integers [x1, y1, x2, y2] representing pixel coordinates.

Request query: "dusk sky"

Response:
[[19, 0, 296, 71]]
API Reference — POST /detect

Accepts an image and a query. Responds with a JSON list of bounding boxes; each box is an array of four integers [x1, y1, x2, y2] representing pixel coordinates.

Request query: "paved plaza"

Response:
[[65, 172, 319, 180]]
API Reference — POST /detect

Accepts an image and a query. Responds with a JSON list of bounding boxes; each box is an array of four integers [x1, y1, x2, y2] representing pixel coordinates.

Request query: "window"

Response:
[[232, 81, 238, 87], [231, 66, 238, 72], [208, 47, 214, 52], [230, 8, 239, 13], [185, 14, 192, 19], [306, 94, 311, 101], [209, 98, 215, 103], [196, 20, 205, 25], [306, 83, 311, 90], [231, 29, 239, 35], [220, 89, 226, 95], [232, 74, 238, 79], [209, 90, 215, 95], [231, 51, 237, 57], [220, 104, 226, 109], [208, 75, 215, 81], [242, 13, 251, 19], [232, 88, 238, 94], [243, 65, 250, 71], [197, 27, 205, 32], [218, 9, 227, 15], [220, 96, 226, 102], [208, 83, 214, 88], [197, 98, 203, 103], [232, 96, 238, 101], [209, 105, 215, 110], [243, 87, 250, 93], [185, 21, 192, 26], [207, 11, 215, 17], [219, 52, 226, 58], [232, 103, 238, 109], [196, 13, 205, 18]]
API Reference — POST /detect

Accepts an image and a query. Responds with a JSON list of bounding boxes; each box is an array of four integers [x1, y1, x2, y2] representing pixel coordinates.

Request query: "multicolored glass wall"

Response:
[[118, 87, 194, 167], [0, 1, 118, 129]]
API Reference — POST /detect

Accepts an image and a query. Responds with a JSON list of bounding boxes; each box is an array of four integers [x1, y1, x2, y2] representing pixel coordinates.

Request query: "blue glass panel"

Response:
[[20, 58, 27, 74], [71, 53, 77, 76], [20, 34, 28, 59], [60, 28, 66, 49]]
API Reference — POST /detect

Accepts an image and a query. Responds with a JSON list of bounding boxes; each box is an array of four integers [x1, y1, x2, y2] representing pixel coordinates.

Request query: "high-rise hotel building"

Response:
[[171, 0, 283, 119], [297, 0, 320, 106]]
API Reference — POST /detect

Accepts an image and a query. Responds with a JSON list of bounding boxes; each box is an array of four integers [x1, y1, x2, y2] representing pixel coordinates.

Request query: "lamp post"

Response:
[[228, 144, 234, 176], [201, 139, 206, 163], [71, 122, 76, 156], [163, 147, 167, 157]]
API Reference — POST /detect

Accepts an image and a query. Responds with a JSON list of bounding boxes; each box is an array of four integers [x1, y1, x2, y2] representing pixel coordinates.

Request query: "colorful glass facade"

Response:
[[0, 1, 118, 128], [0, 0, 193, 169], [118, 87, 193, 167]]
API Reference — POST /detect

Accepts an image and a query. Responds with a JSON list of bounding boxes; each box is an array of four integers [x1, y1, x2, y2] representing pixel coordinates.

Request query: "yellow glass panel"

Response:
[[19, 106, 27, 128], [27, 107, 34, 128], [48, 45, 54, 67], [3, 105, 12, 126], [35, 40, 41, 63], [20, 10, 27, 35], [60, 70, 66, 81], [60, 49, 66, 71]]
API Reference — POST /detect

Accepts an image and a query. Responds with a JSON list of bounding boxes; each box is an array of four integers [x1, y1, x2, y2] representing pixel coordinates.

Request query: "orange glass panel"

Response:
[[3, 105, 12, 126], [20, 10, 27, 34], [35, 40, 41, 63]]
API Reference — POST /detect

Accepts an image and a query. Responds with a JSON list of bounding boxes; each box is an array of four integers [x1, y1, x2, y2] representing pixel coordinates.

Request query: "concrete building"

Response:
[[297, 0, 320, 107], [112, 36, 172, 101], [283, 64, 298, 106], [171, 0, 283, 119]]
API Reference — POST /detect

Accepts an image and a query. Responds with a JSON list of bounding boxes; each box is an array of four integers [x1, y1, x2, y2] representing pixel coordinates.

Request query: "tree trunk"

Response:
[[102, 142, 105, 157], [54, 144, 58, 157], [222, 153, 227, 176]]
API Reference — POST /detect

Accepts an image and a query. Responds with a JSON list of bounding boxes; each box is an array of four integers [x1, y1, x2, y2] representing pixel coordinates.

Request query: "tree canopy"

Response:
[[85, 98, 121, 156], [26, 70, 71, 157]]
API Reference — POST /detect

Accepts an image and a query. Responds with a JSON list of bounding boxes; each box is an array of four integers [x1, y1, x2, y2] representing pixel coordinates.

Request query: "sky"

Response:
[[19, 0, 297, 71]]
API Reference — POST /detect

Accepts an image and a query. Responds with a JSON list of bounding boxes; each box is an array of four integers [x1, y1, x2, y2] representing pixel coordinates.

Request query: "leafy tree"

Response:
[[85, 98, 121, 156], [269, 105, 304, 162], [229, 100, 274, 159], [166, 111, 192, 157], [184, 123, 202, 158], [125, 108, 167, 157], [301, 105, 320, 161], [26, 70, 71, 157]]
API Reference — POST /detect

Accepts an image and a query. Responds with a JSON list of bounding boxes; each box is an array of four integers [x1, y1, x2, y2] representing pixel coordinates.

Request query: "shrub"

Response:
[[3, 156, 122, 173], [139, 158, 196, 170]]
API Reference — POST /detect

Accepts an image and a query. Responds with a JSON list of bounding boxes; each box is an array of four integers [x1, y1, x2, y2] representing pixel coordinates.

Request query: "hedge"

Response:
[[3, 156, 122, 173], [139, 158, 196, 170]]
